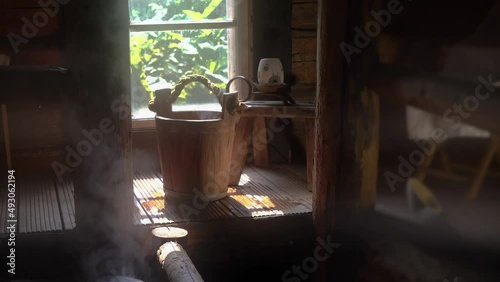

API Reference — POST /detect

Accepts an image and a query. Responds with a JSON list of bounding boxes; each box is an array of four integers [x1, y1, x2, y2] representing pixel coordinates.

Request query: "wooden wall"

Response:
[[291, 0, 317, 99], [0, 0, 69, 172], [288, 0, 318, 160], [0, 0, 66, 65]]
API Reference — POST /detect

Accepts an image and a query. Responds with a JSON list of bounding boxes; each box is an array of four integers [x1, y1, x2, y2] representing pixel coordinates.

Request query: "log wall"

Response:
[[289, 0, 318, 159], [291, 0, 317, 99], [0, 0, 68, 171]]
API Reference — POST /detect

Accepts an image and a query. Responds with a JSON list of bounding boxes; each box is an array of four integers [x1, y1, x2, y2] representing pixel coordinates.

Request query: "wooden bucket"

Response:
[[150, 75, 249, 202]]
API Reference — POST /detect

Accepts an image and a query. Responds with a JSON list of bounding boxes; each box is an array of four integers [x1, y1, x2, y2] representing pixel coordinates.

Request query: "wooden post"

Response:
[[340, 89, 380, 211], [1, 104, 11, 170], [252, 117, 270, 167], [0, 55, 11, 170], [314, 0, 381, 279], [314, 0, 348, 240], [313, 0, 348, 280], [467, 136, 499, 199], [305, 118, 315, 192], [65, 0, 134, 279], [157, 241, 205, 282]]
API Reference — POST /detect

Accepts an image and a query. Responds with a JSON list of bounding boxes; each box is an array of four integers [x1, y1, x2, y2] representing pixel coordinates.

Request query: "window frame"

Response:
[[129, 0, 253, 130]]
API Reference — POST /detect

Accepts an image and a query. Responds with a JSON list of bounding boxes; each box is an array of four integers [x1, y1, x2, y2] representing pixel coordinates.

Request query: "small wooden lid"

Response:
[[152, 227, 188, 240]]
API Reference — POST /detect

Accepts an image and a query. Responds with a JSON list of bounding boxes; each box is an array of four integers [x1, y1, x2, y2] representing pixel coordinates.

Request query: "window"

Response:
[[128, 0, 252, 127]]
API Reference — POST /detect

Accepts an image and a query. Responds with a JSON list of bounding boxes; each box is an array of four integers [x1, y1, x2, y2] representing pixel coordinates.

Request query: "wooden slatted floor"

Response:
[[1, 165, 312, 234], [134, 165, 312, 225], [0, 174, 75, 235]]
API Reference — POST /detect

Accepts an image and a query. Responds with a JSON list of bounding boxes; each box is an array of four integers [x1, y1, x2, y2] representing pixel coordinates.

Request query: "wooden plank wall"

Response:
[[0, 0, 69, 172], [291, 0, 318, 99], [290, 0, 318, 159], [0, 0, 66, 66]]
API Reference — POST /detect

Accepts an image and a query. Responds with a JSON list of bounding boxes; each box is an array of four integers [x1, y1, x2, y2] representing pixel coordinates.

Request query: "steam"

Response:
[[76, 138, 148, 282]]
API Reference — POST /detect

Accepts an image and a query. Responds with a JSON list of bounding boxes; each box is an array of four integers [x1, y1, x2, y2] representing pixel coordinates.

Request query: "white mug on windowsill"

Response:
[[257, 58, 284, 85]]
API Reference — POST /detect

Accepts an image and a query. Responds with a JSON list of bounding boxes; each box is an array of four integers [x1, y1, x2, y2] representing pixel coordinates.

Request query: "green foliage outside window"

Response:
[[129, 0, 228, 112]]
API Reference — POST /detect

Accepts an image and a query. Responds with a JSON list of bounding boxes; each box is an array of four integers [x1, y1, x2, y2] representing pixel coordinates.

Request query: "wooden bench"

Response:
[[231, 101, 316, 191]]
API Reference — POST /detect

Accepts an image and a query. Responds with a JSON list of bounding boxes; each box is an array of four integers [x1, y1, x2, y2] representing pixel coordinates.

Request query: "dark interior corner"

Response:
[[1, 0, 500, 281]]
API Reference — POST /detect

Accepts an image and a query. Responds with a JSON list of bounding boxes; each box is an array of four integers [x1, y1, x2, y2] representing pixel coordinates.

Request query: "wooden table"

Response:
[[230, 101, 316, 191]]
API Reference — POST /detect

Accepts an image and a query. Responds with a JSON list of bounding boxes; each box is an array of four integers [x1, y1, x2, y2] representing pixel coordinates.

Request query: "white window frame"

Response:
[[129, 0, 253, 130]]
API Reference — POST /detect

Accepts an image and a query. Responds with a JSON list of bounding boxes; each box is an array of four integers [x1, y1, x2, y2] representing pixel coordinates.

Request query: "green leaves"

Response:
[[130, 0, 228, 109], [183, 10, 204, 20], [183, 0, 224, 20], [202, 0, 223, 18]]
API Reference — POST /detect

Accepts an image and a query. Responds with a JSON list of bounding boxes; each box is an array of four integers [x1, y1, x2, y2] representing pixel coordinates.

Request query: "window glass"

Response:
[[130, 27, 228, 114], [129, 0, 228, 23]]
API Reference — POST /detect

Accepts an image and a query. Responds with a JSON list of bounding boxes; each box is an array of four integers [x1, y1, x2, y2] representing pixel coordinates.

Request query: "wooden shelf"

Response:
[[0, 66, 70, 103], [239, 101, 315, 119]]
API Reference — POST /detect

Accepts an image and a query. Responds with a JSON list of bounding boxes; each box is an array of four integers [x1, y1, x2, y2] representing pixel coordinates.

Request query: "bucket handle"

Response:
[[225, 75, 253, 97], [149, 75, 253, 115], [149, 74, 224, 115]]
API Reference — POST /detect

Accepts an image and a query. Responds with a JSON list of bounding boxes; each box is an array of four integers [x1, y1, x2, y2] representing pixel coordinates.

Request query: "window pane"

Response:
[[129, 0, 228, 23], [130, 29, 229, 115]]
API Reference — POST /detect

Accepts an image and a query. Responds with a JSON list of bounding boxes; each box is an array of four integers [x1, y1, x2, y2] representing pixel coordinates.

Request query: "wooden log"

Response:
[[152, 227, 189, 252], [65, 0, 133, 279], [292, 37, 317, 63], [157, 241, 204, 282], [292, 2, 318, 30], [1, 105, 11, 170], [0, 54, 11, 169], [305, 118, 314, 192], [314, 0, 348, 236], [313, 0, 348, 280], [368, 71, 500, 136], [341, 89, 380, 211]]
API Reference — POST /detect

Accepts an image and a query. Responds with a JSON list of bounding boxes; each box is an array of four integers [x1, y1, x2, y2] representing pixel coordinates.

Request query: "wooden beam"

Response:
[[157, 241, 205, 282], [346, 89, 380, 211], [0, 54, 11, 169], [313, 0, 348, 280], [65, 0, 133, 279], [305, 118, 314, 191], [313, 0, 348, 238], [368, 71, 500, 136]]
